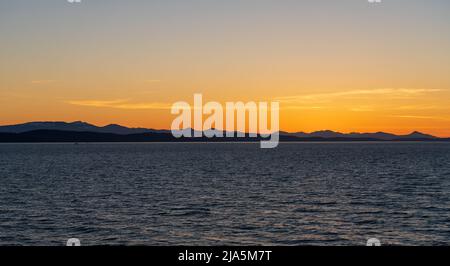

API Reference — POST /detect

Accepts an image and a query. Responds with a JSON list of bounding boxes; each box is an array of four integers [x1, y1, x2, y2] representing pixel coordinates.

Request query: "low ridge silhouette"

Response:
[[0, 121, 447, 142]]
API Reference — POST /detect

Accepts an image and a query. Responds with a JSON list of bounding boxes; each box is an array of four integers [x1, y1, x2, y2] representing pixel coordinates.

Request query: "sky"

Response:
[[1, 0, 450, 136]]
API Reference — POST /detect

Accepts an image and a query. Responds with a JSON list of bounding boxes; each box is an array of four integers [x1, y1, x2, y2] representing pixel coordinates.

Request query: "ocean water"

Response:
[[0, 142, 449, 246]]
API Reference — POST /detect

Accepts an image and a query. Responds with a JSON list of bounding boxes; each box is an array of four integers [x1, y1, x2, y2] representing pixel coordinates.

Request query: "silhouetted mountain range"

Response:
[[280, 130, 437, 140], [0, 121, 169, 135], [0, 121, 447, 142]]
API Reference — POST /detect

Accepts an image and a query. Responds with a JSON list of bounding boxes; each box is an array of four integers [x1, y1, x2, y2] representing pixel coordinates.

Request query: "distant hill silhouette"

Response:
[[0, 121, 447, 142], [0, 121, 169, 135], [281, 130, 437, 140]]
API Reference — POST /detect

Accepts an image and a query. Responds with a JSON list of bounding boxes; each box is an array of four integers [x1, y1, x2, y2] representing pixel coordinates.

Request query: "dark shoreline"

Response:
[[0, 130, 448, 143]]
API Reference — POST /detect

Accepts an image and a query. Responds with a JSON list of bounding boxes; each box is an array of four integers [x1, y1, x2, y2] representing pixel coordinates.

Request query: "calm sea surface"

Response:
[[0, 142, 449, 246]]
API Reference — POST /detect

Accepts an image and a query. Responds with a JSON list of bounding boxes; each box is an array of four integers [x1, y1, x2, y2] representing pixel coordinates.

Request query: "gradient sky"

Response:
[[1, 0, 450, 135]]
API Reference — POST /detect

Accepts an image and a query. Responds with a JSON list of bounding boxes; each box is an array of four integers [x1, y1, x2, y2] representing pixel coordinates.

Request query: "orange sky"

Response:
[[1, 1, 450, 136]]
